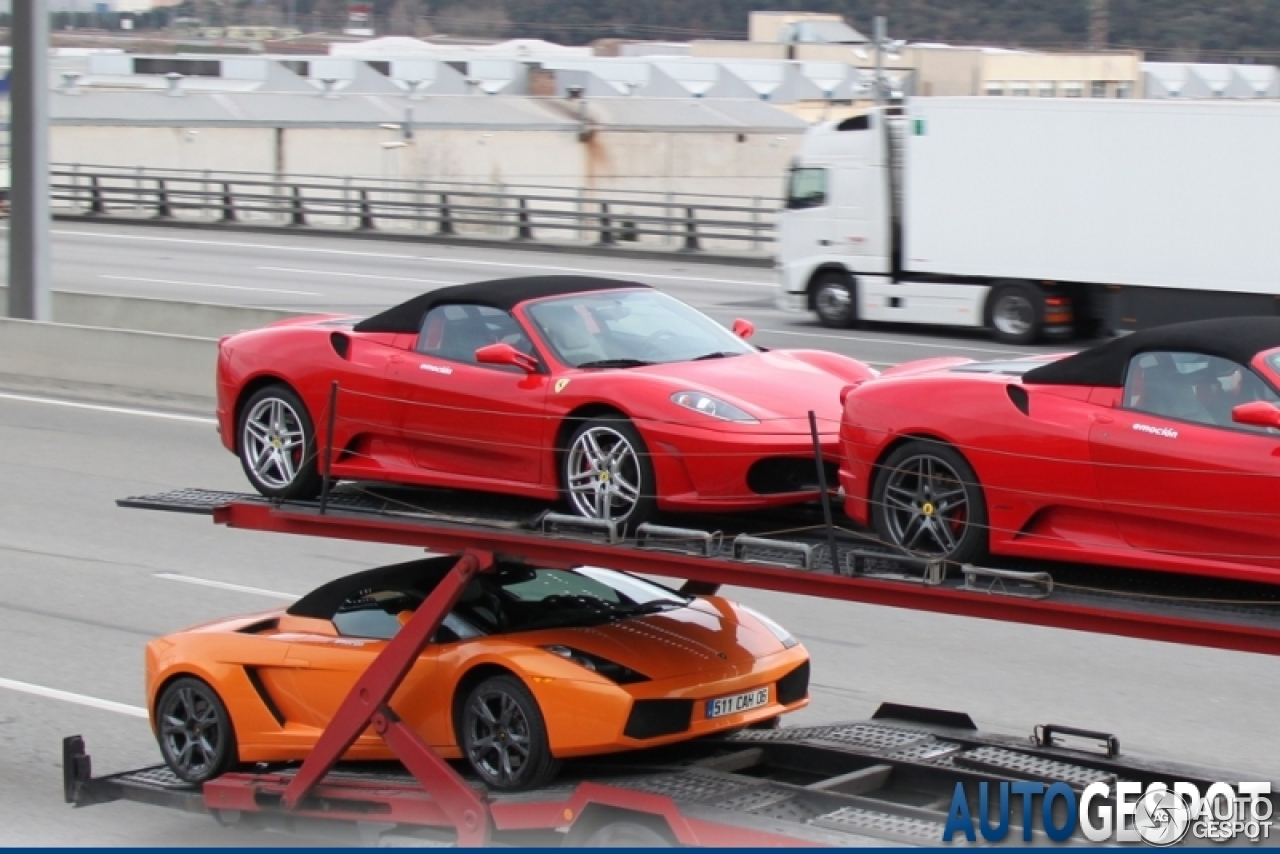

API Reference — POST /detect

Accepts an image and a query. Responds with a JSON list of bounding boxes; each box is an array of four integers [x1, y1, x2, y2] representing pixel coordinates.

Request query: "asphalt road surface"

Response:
[[2, 224, 1278, 845]]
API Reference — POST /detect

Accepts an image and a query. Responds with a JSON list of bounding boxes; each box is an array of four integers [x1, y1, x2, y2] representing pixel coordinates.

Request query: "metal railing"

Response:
[[50, 165, 781, 257]]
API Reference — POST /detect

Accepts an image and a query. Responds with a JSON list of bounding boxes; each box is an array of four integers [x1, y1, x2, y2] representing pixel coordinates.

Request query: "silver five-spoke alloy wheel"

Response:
[[242, 396, 308, 490], [566, 425, 643, 521], [881, 453, 971, 556]]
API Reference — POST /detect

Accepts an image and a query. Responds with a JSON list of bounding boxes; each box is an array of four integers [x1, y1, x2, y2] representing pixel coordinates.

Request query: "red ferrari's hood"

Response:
[[618, 351, 871, 423], [524, 598, 784, 680]]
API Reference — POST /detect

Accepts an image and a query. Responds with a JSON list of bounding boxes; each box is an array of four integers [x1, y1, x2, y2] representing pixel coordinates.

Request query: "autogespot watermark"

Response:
[[943, 780, 1273, 845]]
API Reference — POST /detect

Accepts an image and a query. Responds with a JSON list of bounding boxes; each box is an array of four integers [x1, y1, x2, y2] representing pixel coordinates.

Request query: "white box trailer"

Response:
[[776, 98, 1280, 342]]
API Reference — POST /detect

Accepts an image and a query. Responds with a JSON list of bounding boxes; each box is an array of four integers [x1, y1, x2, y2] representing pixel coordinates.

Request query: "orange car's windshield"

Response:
[[453, 566, 689, 635]]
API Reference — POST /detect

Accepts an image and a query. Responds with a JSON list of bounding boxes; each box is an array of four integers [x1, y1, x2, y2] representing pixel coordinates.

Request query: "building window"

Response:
[[1062, 82, 1083, 98], [1010, 81, 1030, 97], [1037, 81, 1056, 97], [984, 81, 1004, 96], [1091, 80, 1108, 98], [1115, 81, 1131, 98]]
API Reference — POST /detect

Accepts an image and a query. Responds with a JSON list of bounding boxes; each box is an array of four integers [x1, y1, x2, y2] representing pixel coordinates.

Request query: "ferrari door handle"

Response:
[[1092, 414, 1114, 425]]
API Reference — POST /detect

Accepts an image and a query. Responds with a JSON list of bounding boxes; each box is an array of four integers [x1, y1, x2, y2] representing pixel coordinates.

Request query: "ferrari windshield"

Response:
[[454, 565, 691, 634], [525, 289, 755, 368]]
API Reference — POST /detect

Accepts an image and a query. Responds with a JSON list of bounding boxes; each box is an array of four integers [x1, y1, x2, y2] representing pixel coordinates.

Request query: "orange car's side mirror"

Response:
[[475, 342, 539, 373], [732, 318, 755, 340], [1231, 400, 1280, 430]]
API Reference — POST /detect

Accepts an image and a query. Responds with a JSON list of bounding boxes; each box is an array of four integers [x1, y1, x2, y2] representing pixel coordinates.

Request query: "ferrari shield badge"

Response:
[[554, 378, 571, 394]]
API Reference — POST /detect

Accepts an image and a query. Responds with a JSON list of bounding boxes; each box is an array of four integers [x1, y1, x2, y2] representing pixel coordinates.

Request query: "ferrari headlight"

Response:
[[542, 645, 650, 684], [670, 391, 758, 423], [739, 605, 799, 649]]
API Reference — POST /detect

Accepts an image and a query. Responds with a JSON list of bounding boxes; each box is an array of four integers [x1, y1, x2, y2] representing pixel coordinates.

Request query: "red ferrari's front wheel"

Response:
[[871, 440, 988, 564], [563, 417, 657, 528]]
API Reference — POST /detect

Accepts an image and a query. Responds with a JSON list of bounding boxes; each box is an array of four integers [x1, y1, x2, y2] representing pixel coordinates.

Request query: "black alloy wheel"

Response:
[[155, 677, 238, 784], [871, 440, 989, 564], [460, 675, 560, 791]]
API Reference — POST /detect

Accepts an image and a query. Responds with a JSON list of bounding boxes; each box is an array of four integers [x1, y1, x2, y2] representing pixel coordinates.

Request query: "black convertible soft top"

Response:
[[288, 556, 459, 619], [353, 275, 651, 334], [1023, 317, 1280, 388]]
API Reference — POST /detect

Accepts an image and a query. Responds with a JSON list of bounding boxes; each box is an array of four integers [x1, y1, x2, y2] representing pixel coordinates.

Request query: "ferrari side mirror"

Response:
[[732, 318, 755, 340], [1231, 400, 1280, 430], [475, 342, 538, 373]]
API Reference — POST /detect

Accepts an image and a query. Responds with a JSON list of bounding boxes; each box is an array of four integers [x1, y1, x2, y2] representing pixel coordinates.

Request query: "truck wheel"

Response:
[[986, 282, 1042, 345], [812, 272, 857, 329]]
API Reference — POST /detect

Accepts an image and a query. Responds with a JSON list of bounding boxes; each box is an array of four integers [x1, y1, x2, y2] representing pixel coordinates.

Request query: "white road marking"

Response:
[[154, 572, 297, 600], [0, 676, 148, 718], [0, 392, 217, 424], [100, 274, 321, 297], [54, 226, 772, 287], [258, 266, 452, 286], [56, 228, 417, 260], [409, 254, 775, 287], [757, 327, 1043, 357]]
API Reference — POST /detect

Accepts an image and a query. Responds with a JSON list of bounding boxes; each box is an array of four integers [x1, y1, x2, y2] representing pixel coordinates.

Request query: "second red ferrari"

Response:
[[839, 317, 1280, 584]]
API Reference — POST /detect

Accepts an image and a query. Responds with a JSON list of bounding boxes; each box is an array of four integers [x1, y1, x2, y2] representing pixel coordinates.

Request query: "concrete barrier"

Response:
[[0, 318, 218, 410], [0, 287, 309, 338]]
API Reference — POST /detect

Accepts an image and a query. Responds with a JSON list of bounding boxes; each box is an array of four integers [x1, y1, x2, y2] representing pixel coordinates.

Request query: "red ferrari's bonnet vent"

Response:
[[330, 332, 351, 359]]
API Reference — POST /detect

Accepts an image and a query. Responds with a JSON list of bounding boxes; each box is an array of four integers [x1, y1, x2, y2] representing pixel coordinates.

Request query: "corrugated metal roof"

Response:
[[49, 88, 807, 132]]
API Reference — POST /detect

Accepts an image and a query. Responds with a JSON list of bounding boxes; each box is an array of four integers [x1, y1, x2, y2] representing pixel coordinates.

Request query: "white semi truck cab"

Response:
[[777, 99, 1280, 343]]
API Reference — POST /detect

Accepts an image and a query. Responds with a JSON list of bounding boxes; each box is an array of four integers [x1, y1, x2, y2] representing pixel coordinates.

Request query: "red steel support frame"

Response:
[[211, 501, 1280, 658], [279, 548, 496, 846]]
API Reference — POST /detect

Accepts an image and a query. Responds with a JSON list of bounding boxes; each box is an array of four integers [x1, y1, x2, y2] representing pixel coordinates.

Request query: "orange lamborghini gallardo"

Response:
[[146, 557, 810, 790]]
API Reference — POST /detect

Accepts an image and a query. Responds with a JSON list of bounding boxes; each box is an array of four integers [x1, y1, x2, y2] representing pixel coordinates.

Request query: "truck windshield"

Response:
[[786, 167, 828, 210]]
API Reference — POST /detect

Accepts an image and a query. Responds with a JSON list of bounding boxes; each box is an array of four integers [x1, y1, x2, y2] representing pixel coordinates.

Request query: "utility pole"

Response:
[[1088, 0, 1109, 50], [9, 1, 52, 321], [873, 16, 885, 105]]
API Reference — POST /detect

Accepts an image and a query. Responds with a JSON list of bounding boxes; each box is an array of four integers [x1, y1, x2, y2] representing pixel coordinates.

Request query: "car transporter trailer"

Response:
[[62, 485, 1280, 846]]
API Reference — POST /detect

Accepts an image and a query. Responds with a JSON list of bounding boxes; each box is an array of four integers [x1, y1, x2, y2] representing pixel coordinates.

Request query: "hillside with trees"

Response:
[[318, 0, 1280, 60]]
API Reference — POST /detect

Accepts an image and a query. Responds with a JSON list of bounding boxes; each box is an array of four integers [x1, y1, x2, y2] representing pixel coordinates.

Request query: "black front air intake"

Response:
[[623, 699, 694, 740], [747, 457, 840, 495], [776, 660, 811, 706]]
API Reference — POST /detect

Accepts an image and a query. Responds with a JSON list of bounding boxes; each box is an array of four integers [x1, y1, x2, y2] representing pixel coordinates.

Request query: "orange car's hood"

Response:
[[522, 598, 783, 681]]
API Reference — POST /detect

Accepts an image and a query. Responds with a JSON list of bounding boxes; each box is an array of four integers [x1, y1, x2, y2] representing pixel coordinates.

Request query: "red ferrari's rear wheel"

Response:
[[871, 440, 988, 564], [563, 417, 657, 528], [238, 384, 323, 500], [460, 675, 561, 791], [155, 677, 238, 784]]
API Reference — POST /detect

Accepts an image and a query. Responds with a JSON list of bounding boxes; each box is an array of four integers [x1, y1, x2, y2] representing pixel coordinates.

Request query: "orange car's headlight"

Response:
[[739, 605, 799, 649], [542, 645, 650, 685]]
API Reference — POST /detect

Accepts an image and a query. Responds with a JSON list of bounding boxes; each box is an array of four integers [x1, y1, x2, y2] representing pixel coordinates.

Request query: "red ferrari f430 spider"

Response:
[[839, 317, 1280, 584], [217, 276, 875, 526]]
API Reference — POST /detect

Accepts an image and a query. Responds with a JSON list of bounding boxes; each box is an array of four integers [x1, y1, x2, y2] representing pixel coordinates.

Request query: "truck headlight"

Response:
[[671, 391, 758, 423]]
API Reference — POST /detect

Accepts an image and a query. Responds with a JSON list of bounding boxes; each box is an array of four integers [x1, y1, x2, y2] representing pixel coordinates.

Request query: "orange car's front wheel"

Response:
[[155, 677, 238, 784], [460, 675, 561, 791]]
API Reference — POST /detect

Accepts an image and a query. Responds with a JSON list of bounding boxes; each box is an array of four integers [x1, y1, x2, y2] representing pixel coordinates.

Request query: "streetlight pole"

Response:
[[9, 1, 51, 321]]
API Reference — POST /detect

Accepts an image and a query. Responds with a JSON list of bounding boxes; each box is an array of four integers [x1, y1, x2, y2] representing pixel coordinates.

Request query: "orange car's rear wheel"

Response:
[[155, 677, 238, 784], [461, 675, 560, 791]]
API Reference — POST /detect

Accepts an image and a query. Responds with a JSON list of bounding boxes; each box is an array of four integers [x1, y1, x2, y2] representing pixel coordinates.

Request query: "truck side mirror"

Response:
[[475, 342, 538, 373], [732, 318, 755, 340], [1231, 401, 1280, 430]]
